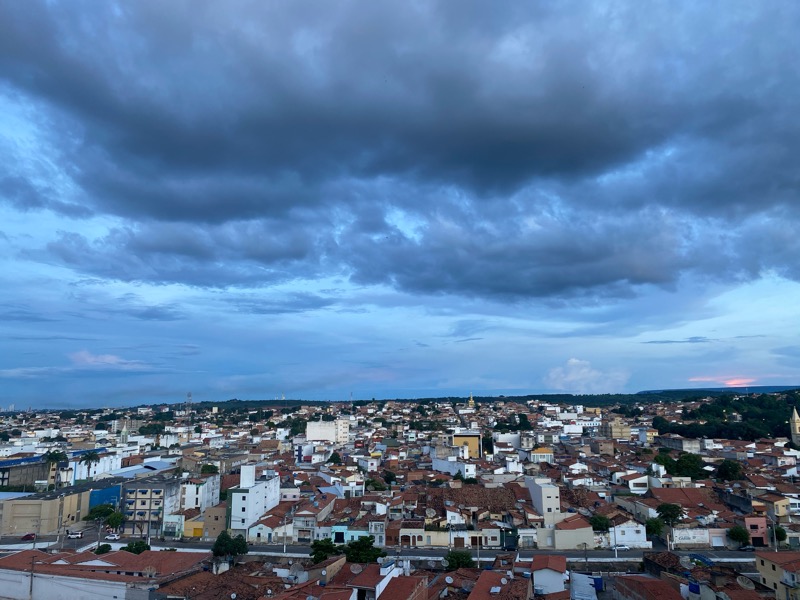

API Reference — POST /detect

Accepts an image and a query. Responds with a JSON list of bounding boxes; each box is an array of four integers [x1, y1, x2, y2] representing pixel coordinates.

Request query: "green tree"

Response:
[[311, 538, 343, 564], [383, 470, 397, 487], [444, 549, 475, 570], [656, 503, 684, 526], [775, 526, 787, 544], [200, 464, 219, 475], [106, 511, 124, 530], [343, 535, 386, 563], [84, 504, 116, 522], [95, 543, 112, 555], [645, 518, 664, 538], [716, 459, 744, 481], [589, 515, 611, 532], [674, 453, 705, 479], [42, 450, 68, 487], [727, 525, 750, 546], [328, 452, 342, 465], [80, 450, 101, 479], [194, 425, 202, 434], [121, 540, 151, 554], [211, 531, 248, 559]]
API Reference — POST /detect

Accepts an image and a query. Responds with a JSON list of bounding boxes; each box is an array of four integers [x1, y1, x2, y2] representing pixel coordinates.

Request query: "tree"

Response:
[[727, 525, 750, 546], [194, 425, 202, 434], [645, 518, 664, 538], [716, 459, 744, 481], [121, 540, 150, 554], [343, 535, 386, 563], [775, 526, 787, 544], [106, 511, 124, 530], [656, 503, 684, 526], [383, 470, 397, 487], [200, 464, 219, 475], [95, 543, 112, 555], [84, 503, 115, 522], [674, 453, 705, 480], [444, 549, 475, 570], [80, 450, 101, 479], [328, 452, 342, 465], [589, 515, 611, 532], [311, 538, 342, 564], [211, 531, 248, 559]]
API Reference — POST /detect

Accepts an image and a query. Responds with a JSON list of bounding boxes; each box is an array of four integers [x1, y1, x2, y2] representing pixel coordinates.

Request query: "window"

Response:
[[242, 507, 246, 512], [547, 508, 552, 513], [773, 565, 776, 571], [750, 525, 758, 530]]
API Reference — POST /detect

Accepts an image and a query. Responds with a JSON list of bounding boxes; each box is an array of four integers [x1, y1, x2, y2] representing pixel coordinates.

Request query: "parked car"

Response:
[[67, 531, 83, 539], [105, 533, 121, 541], [738, 545, 756, 552], [611, 544, 631, 551], [20, 533, 36, 541]]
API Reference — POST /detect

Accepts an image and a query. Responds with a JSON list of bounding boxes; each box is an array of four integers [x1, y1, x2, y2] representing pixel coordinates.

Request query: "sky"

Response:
[[1, 2, 800, 409]]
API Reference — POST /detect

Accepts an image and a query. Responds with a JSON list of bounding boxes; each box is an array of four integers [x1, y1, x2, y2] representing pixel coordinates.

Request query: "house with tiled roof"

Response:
[[530, 555, 566, 595]]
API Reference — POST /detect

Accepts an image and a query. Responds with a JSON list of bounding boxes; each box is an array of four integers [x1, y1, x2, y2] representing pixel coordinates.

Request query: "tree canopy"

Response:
[[656, 503, 684, 526], [727, 525, 750, 545], [121, 540, 150, 554], [444, 549, 475, 570], [589, 515, 611, 532], [716, 459, 744, 481], [212, 531, 248, 558]]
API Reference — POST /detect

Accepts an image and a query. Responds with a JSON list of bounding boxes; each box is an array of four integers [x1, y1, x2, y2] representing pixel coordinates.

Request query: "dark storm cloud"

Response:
[[2, 1, 800, 301]]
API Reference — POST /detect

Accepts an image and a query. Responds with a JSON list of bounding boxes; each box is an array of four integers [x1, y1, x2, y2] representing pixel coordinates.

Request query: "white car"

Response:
[[611, 544, 630, 551], [105, 533, 121, 541], [66, 531, 83, 539]]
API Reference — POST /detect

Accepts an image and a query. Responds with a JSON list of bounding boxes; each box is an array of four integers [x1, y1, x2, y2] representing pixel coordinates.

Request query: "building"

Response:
[[120, 474, 181, 538], [791, 408, 800, 446], [526, 477, 563, 526], [180, 474, 220, 513], [598, 418, 631, 440], [755, 550, 800, 598], [451, 430, 482, 459], [226, 465, 280, 537], [531, 555, 567, 595], [614, 575, 682, 600], [305, 419, 350, 445]]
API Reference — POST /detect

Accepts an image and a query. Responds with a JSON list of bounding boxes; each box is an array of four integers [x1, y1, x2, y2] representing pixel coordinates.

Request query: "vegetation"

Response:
[[95, 543, 112, 555], [654, 391, 800, 441], [120, 540, 151, 554], [656, 503, 684, 526], [444, 549, 475, 570], [716, 459, 744, 481], [727, 525, 750, 545], [775, 526, 787, 543], [310, 536, 386, 564], [310, 538, 342, 564], [645, 518, 664, 537], [200, 464, 219, 475], [327, 452, 342, 465], [653, 452, 706, 480], [589, 515, 611, 532], [84, 504, 116, 522], [211, 531, 248, 559]]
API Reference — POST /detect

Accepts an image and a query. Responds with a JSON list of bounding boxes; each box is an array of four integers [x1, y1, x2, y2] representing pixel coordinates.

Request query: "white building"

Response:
[[228, 465, 281, 537], [305, 419, 350, 445], [181, 474, 220, 513], [526, 477, 565, 526]]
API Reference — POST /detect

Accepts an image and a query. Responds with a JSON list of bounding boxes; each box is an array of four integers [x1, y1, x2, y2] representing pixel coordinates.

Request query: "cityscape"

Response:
[[0, 390, 800, 599], [2, 1, 800, 599]]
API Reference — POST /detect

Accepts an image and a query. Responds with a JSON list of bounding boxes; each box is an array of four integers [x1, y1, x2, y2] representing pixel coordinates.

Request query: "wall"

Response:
[[0, 569, 129, 600]]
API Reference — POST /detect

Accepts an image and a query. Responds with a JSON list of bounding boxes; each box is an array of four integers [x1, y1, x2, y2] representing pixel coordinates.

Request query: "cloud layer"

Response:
[[1, 2, 800, 405]]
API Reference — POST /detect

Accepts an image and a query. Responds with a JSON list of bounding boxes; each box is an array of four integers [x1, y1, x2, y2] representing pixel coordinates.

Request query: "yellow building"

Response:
[[451, 431, 482, 459], [756, 551, 800, 598]]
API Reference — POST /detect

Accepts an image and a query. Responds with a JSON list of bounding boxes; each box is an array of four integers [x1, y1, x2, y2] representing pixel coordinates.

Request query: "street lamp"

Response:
[[580, 542, 589, 571]]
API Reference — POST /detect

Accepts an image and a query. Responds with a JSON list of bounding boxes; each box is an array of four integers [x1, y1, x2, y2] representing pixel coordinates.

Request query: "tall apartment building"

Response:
[[181, 474, 220, 513], [598, 418, 631, 440], [227, 465, 280, 537], [121, 475, 181, 538], [526, 477, 564, 526], [305, 419, 350, 444]]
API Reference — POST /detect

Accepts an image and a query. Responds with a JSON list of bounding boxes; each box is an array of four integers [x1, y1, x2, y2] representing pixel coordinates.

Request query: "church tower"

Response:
[[468, 393, 475, 410], [791, 407, 800, 446]]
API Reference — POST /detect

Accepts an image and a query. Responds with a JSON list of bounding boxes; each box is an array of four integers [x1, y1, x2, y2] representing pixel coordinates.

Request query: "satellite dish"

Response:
[[290, 562, 303, 574], [377, 557, 384, 564], [445, 576, 454, 584], [441, 558, 449, 567], [427, 560, 436, 568], [501, 578, 508, 585], [737, 576, 755, 590], [680, 556, 693, 568], [425, 508, 437, 518], [463, 580, 475, 591], [350, 564, 363, 574], [264, 562, 273, 570], [321, 569, 327, 576]]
